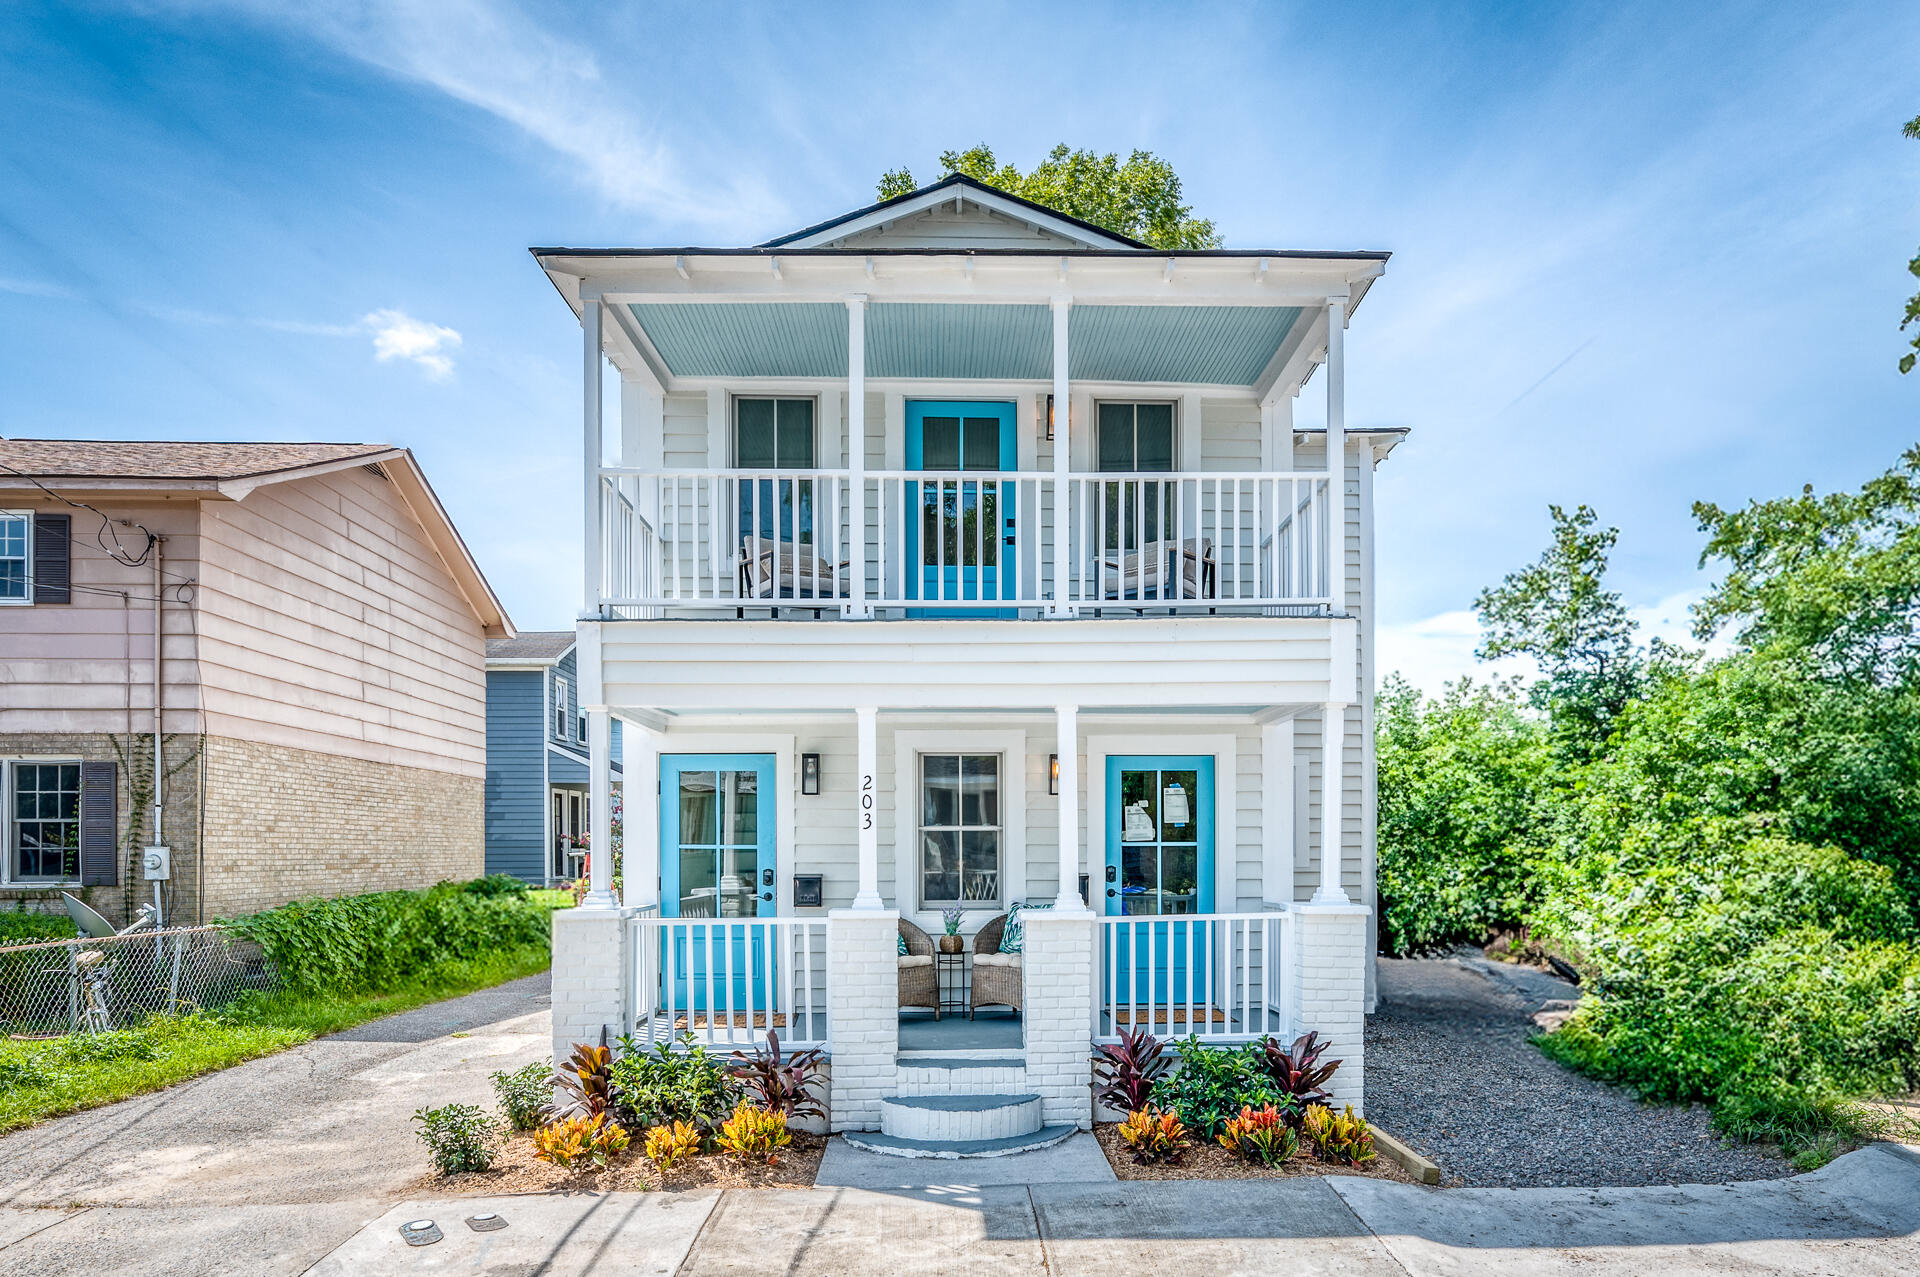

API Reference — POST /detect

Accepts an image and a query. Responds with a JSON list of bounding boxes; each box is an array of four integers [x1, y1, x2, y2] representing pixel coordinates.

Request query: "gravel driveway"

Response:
[[1366, 953, 1791, 1188]]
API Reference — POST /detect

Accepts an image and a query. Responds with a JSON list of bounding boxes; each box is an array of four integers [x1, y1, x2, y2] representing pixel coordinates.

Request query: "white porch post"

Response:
[[1313, 702, 1350, 904], [1325, 296, 1346, 612], [852, 705, 883, 909], [1261, 718, 1295, 906], [582, 296, 604, 619], [622, 721, 661, 911], [583, 709, 616, 909], [1050, 297, 1072, 617], [1054, 702, 1086, 911], [845, 295, 870, 618]]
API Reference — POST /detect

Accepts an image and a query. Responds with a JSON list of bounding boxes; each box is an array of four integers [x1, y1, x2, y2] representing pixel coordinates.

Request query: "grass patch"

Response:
[[0, 943, 550, 1134]]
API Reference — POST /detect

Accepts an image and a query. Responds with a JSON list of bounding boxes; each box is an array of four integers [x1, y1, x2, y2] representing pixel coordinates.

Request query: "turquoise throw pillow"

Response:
[[897, 931, 909, 955], [999, 903, 1024, 953]]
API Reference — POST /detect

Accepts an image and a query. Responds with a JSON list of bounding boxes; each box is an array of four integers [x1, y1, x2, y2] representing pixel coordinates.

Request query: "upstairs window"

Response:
[[553, 676, 571, 741], [1095, 403, 1176, 547], [736, 399, 817, 544], [0, 513, 28, 604]]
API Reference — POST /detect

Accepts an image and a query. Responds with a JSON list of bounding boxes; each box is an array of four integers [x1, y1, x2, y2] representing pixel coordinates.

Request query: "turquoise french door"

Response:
[[1103, 756, 1214, 1014], [905, 401, 1018, 615], [660, 754, 776, 1012]]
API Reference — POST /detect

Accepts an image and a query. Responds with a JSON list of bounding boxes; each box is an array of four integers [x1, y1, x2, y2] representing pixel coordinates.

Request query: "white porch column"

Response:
[[845, 296, 870, 618], [1050, 297, 1072, 617], [622, 720, 661, 911], [852, 705, 883, 909], [1261, 718, 1295, 906], [582, 297, 605, 618], [1054, 703, 1087, 912], [584, 709, 617, 909], [1313, 702, 1350, 904], [1325, 296, 1346, 612]]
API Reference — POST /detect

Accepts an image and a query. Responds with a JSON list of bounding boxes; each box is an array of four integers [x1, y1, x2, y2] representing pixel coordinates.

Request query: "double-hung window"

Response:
[[735, 398, 817, 543], [6, 761, 82, 883], [0, 513, 29, 604], [554, 676, 571, 742], [919, 753, 1000, 907], [1096, 403, 1176, 547]]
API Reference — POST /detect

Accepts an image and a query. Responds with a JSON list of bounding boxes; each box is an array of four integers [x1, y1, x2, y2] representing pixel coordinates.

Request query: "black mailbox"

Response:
[[793, 874, 824, 909]]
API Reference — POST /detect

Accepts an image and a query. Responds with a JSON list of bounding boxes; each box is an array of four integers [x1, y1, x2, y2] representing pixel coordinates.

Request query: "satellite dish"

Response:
[[62, 893, 118, 939]]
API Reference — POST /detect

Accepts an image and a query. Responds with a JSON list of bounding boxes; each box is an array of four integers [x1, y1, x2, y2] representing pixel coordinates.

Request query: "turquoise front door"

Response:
[[660, 754, 775, 1012], [1103, 756, 1214, 1016], [905, 401, 1017, 615]]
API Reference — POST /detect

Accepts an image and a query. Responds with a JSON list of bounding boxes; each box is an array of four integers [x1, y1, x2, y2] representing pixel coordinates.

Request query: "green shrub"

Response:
[[1149, 1037, 1289, 1139], [491, 1059, 553, 1131], [0, 910, 79, 943], [609, 1033, 741, 1140], [225, 880, 551, 996], [50, 1028, 159, 1065], [463, 873, 532, 897], [413, 1102, 500, 1175]]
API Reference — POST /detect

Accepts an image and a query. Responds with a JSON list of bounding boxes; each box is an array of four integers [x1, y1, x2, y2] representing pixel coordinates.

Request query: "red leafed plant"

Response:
[[1092, 1025, 1170, 1112], [1256, 1031, 1340, 1119], [546, 1035, 615, 1121]]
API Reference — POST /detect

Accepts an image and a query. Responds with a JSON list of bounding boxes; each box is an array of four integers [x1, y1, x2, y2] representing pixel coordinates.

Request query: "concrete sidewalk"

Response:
[[311, 1143, 1920, 1276]]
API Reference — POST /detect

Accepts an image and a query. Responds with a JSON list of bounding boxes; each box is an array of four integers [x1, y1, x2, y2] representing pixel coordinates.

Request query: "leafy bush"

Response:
[[610, 1034, 741, 1139], [1217, 1103, 1297, 1164], [643, 1120, 702, 1173], [533, 1113, 628, 1170], [1150, 1037, 1287, 1139], [1302, 1103, 1375, 1164], [413, 1103, 500, 1175], [1255, 1032, 1339, 1117], [727, 1030, 824, 1121], [225, 881, 550, 996], [490, 1060, 551, 1131], [0, 910, 78, 943], [1092, 1026, 1169, 1112], [1117, 1105, 1188, 1164], [548, 1041, 614, 1121], [462, 873, 532, 897], [714, 1104, 790, 1163]]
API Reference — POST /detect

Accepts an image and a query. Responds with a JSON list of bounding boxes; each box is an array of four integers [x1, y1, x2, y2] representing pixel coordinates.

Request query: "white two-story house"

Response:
[[542, 174, 1399, 1154]]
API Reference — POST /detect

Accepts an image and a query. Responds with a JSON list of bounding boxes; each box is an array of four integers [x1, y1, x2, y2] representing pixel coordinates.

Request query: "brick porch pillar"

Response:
[[1288, 901, 1370, 1114], [826, 908, 898, 1131], [1021, 909, 1097, 1130]]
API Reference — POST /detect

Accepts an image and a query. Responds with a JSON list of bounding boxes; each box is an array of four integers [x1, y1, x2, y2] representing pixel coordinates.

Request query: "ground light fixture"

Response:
[[801, 753, 821, 795], [1049, 754, 1059, 795], [400, 1220, 442, 1246], [466, 1213, 507, 1232]]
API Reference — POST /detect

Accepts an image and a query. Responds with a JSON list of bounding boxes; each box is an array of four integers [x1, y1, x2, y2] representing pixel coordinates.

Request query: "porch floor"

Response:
[[898, 1008, 1022, 1053]]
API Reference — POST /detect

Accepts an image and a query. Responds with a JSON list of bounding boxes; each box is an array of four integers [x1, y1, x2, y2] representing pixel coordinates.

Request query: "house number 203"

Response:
[[861, 774, 874, 830]]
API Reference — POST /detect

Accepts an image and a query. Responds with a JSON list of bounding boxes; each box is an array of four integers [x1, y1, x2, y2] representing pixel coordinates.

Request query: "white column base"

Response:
[[550, 906, 629, 1063], [827, 908, 899, 1131], [1020, 910, 1096, 1129], [1287, 901, 1370, 1115]]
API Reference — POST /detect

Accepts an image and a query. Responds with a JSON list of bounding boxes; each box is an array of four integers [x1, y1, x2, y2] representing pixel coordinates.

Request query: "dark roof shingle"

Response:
[[486, 631, 575, 663], [0, 440, 394, 481]]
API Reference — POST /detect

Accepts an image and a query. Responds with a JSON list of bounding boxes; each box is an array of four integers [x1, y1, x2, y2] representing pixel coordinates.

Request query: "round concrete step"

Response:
[[878, 1092, 1043, 1143]]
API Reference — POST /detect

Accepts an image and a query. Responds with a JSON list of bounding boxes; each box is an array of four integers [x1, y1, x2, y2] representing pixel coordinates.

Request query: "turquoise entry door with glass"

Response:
[[659, 754, 776, 1011], [1103, 756, 1214, 1012], [905, 401, 1018, 616]]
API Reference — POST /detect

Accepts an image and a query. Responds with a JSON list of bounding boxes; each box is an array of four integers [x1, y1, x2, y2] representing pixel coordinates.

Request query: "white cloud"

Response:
[[0, 277, 74, 300], [362, 308, 461, 378]]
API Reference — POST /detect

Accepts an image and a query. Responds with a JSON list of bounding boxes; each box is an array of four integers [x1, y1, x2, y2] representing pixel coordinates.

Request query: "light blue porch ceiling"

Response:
[[627, 302, 1304, 385]]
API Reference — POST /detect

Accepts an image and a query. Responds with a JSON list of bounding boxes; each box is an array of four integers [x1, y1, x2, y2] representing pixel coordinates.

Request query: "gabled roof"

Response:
[[0, 438, 514, 640], [487, 631, 576, 665], [758, 173, 1152, 251]]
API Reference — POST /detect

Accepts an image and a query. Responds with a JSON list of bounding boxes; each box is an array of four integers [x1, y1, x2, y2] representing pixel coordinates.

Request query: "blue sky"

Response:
[[3, 0, 1916, 687]]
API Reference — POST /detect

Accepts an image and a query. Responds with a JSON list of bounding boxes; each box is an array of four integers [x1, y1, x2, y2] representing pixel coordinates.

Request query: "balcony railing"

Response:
[[597, 467, 1336, 617], [626, 915, 830, 1050], [1095, 911, 1295, 1043]]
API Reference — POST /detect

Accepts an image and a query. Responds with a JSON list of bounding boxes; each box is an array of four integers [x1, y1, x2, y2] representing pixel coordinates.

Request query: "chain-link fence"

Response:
[[0, 926, 277, 1037]]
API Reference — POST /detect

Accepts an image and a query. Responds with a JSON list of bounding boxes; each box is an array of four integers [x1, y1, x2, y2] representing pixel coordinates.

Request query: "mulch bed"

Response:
[[420, 1129, 825, 1196], [1093, 1122, 1415, 1183]]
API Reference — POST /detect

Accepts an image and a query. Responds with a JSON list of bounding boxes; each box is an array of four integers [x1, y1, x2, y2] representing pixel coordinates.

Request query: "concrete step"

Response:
[[839, 1124, 1079, 1160], [894, 1056, 1027, 1094], [879, 1092, 1043, 1142]]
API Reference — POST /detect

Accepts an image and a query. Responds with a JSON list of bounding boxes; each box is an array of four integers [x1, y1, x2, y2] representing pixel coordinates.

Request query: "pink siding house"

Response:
[[0, 440, 513, 926]]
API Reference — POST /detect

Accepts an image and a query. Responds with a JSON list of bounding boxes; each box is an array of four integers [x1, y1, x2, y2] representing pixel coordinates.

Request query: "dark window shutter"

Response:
[[32, 513, 70, 604], [80, 761, 118, 887]]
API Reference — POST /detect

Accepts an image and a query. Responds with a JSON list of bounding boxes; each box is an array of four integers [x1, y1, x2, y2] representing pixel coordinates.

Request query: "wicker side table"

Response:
[[935, 951, 967, 1017]]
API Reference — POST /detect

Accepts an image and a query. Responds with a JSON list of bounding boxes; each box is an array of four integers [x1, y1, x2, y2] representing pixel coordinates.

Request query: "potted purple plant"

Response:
[[938, 906, 965, 954]]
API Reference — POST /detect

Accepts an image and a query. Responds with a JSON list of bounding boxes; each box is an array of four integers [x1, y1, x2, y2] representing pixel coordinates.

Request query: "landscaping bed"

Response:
[[423, 1127, 824, 1194], [1092, 1122, 1414, 1183]]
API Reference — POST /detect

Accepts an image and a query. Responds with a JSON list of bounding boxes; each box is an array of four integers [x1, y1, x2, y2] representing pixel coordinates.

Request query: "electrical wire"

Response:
[[0, 460, 158, 569]]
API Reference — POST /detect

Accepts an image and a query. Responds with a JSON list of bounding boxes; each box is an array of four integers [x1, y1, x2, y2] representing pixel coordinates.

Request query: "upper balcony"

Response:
[[597, 464, 1337, 619]]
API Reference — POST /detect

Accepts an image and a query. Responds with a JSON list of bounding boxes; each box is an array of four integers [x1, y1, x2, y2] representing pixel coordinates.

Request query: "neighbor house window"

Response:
[[0, 513, 29, 604], [735, 398, 817, 543], [554, 676, 570, 741], [1096, 403, 1177, 546], [8, 761, 81, 883], [920, 754, 1000, 907]]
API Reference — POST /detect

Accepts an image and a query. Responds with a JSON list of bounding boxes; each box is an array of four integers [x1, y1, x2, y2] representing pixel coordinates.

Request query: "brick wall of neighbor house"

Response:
[[0, 732, 205, 928], [198, 736, 482, 918]]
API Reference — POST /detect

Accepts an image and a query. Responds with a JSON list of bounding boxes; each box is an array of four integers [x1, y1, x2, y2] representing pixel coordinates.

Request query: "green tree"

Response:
[[1474, 504, 1643, 755], [1903, 114, 1920, 373], [876, 144, 1222, 250]]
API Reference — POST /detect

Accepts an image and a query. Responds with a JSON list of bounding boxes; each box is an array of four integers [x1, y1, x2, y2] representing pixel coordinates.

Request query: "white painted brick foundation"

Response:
[[1020, 910, 1098, 1130], [550, 906, 628, 1064], [826, 909, 899, 1132], [1287, 902, 1370, 1115]]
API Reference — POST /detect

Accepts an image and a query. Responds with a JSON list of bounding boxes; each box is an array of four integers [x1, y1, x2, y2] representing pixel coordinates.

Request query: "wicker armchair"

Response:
[[898, 917, 940, 1020], [969, 912, 1021, 1019]]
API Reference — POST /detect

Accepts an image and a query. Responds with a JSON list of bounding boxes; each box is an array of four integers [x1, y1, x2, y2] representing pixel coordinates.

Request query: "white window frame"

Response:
[[915, 752, 1004, 911], [892, 728, 1029, 924], [0, 511, 32, 606], [0, 757, 86, 887], [1091, 400, 1180, 474], [731, 395, 820, 469], [553, 676, 570, 741]]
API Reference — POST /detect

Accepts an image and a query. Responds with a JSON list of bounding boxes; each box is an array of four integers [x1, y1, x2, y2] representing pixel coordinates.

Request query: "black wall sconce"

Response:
[[801, 753, 821, 795], [1048, 753, 1059, 796]]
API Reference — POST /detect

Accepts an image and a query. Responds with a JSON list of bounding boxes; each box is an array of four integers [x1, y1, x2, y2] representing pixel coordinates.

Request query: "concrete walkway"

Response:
[[5, 976, 1917, 1275]]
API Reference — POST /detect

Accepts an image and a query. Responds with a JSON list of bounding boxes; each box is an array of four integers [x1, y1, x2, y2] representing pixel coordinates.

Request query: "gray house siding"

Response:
[[484, 668, 547, 882]]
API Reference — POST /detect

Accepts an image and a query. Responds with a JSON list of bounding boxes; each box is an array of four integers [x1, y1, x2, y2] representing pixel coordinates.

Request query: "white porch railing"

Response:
[[1094, 911, 1294, 1043], [626, 915, 829, 1051], [597, 468, 1336, 616]]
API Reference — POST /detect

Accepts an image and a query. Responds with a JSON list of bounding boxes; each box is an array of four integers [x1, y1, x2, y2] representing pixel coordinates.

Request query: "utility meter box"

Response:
[[142, 846, 172, 881]]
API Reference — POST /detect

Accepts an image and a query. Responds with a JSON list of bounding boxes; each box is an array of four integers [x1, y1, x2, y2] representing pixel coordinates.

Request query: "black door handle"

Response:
[[760, 891, 772, 902], [1106, 888, 1117, 897]]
